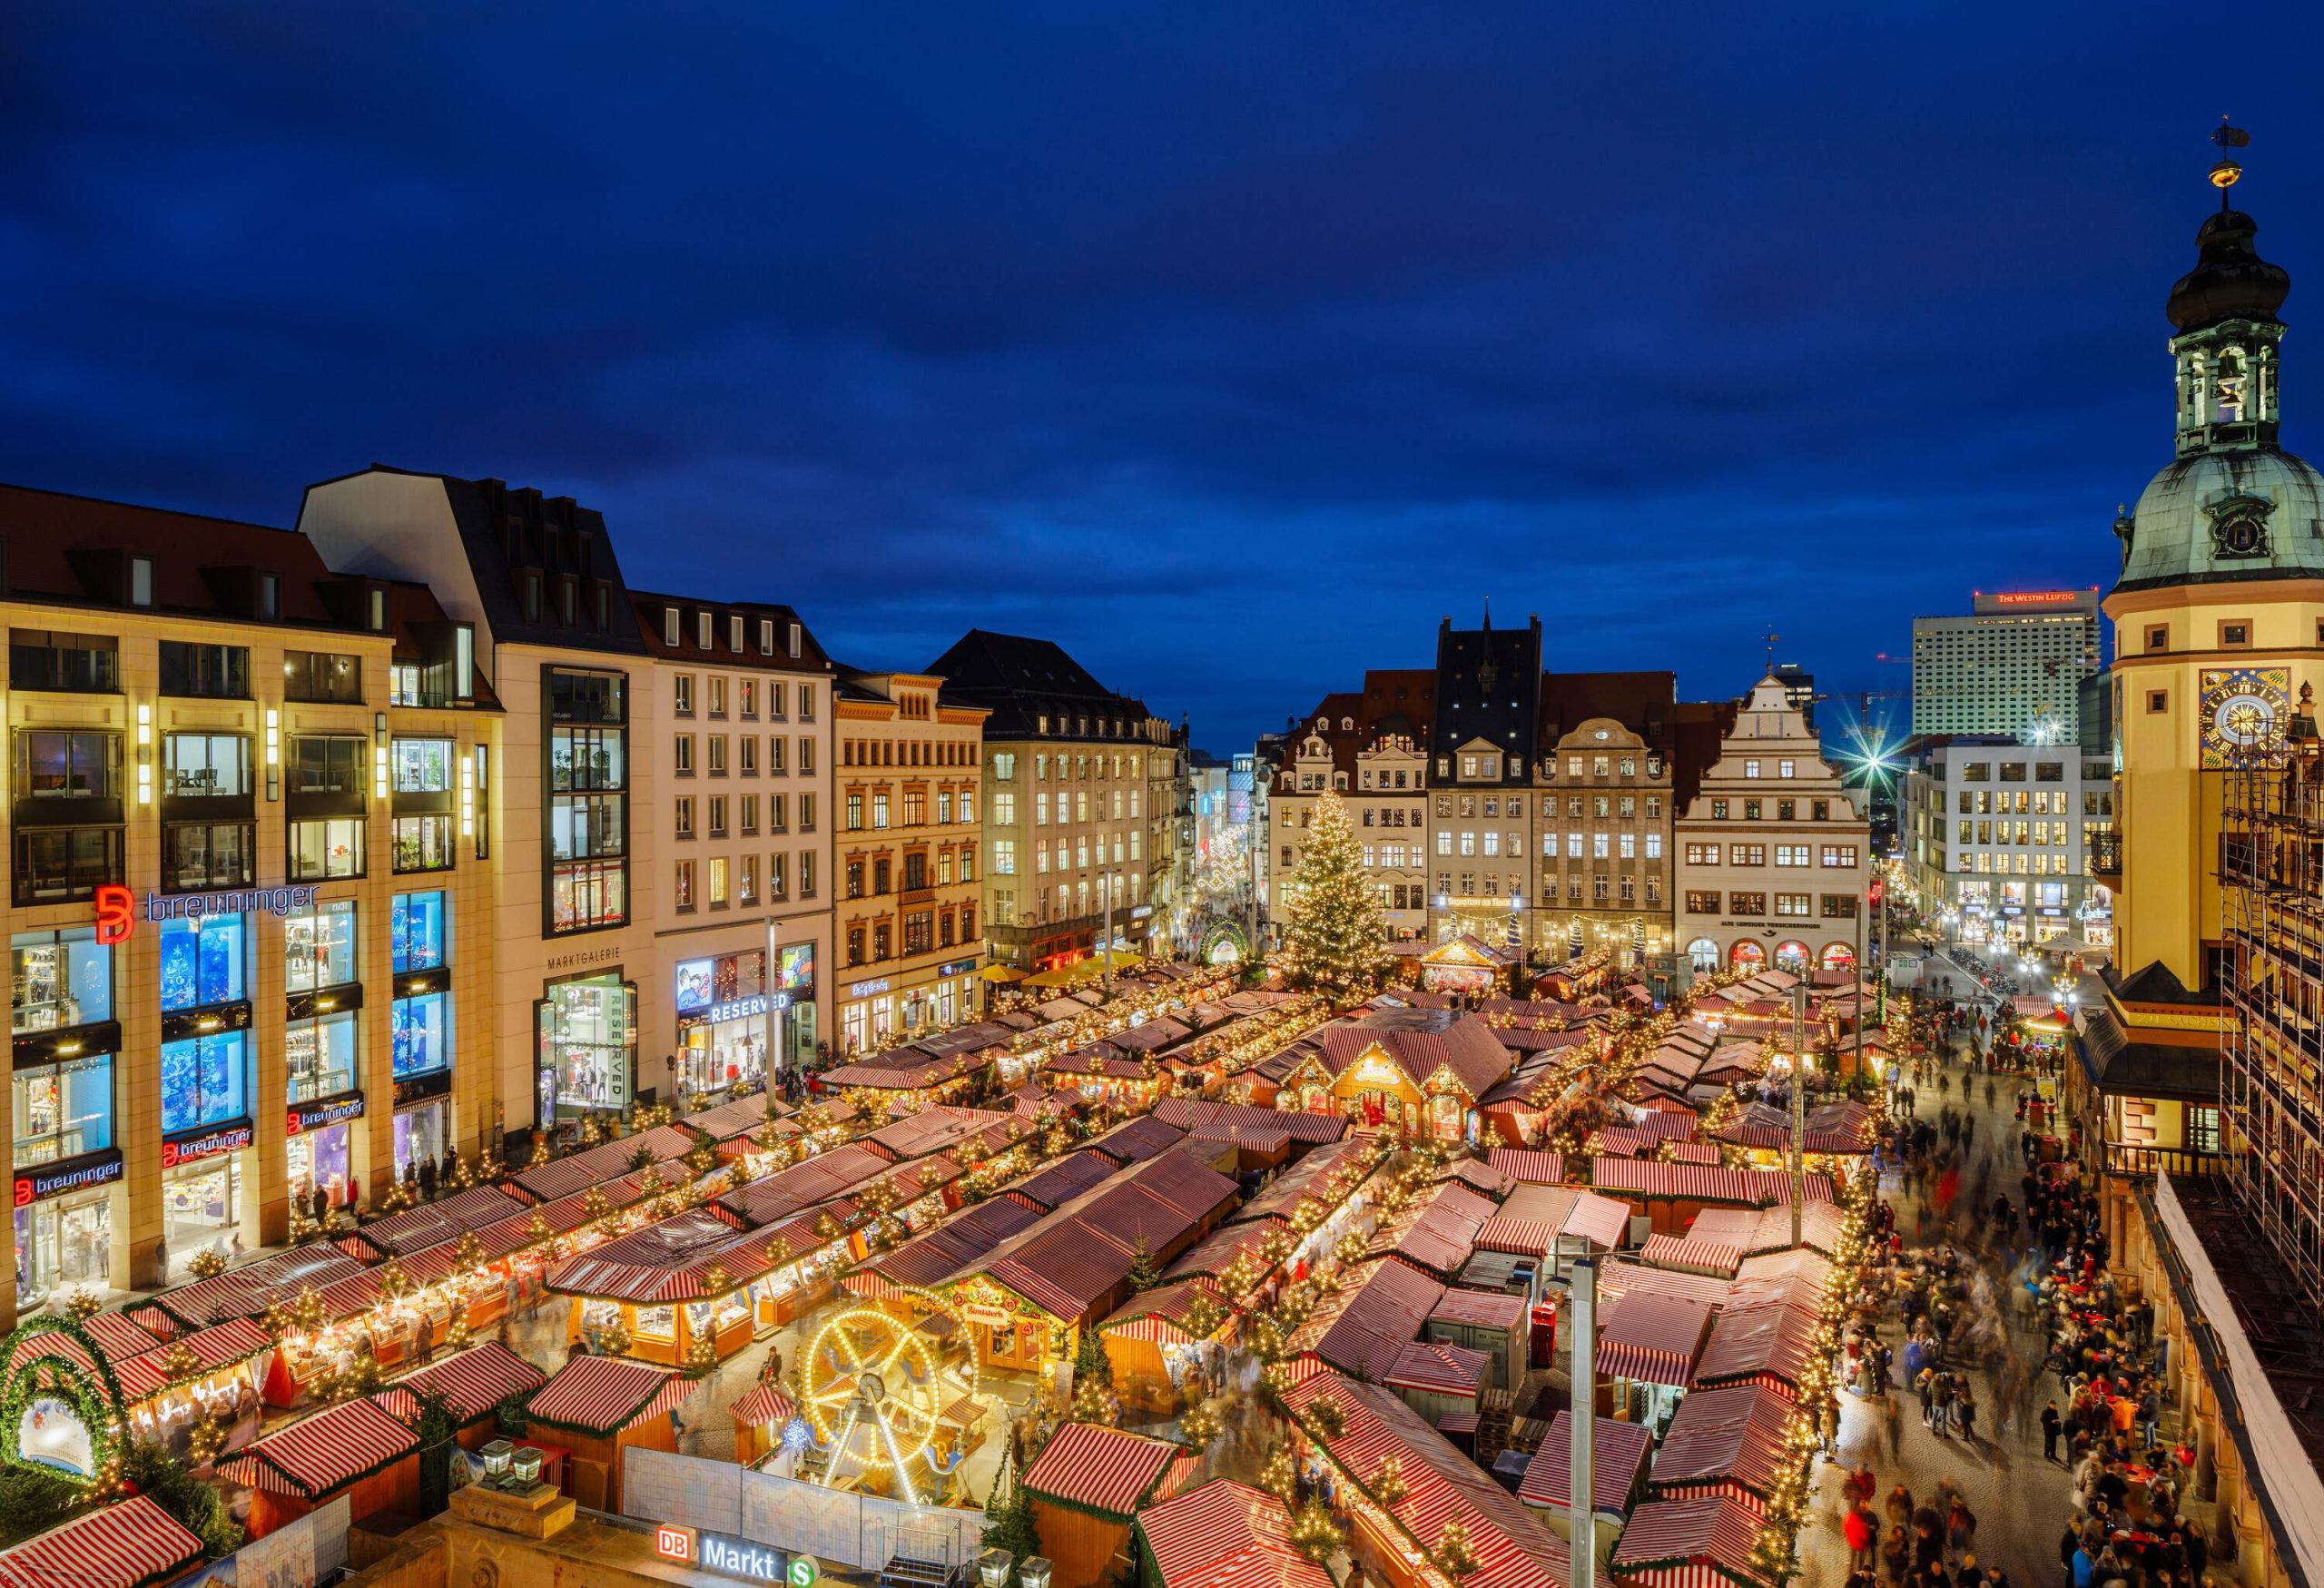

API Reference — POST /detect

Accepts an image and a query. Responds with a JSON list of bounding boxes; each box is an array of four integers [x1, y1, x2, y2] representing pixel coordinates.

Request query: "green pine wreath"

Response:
[[0, 1315, 131, 1484]]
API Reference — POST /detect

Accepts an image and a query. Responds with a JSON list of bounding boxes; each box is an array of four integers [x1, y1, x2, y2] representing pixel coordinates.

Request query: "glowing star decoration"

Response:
[[781, 1415, 815, 1455]]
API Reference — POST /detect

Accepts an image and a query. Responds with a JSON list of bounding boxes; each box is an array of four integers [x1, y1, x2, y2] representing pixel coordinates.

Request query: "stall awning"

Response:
[[375, 1342, 547, 1427], [0, 1495, 204, 1588], [1021, 1421, 1179, 1521], [730, 1384, 798, 1429], [218, 1396, 419, 1499], [114, 1317, 271, 1402], [525, 1355, 694, 1436]]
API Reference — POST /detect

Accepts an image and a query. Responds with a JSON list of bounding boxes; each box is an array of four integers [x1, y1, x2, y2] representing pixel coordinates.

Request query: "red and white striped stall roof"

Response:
[[1281, 1371, 1610, 1588], [0, 1495, 203, 1588], [1649, 1384, 1797, 1504], [377, 1342, 547, 1426], [1383, 1339, 1487, 1398], [1637, 1235, 1744, 1278], [1021, 1421, 1180, 1521], [359, 1186, 535, 1253], [113, 1317, 271, 1402], [730, 1384, 799, 1429], [1483, 1149, 1565, 1186], [1694, 1299, 1822, 1395], [1516, 1412, 1653, 1513], [524, 1355, 694, 1435], [1594, 1260, 1734, 1310], [6, 1328, 105, 1385], [1135, 1478, 1334, 1588], [1290, 1258, 1445, 1381], [82, 1313, 164, 1364], [219, 1396, 419, 1498], [1591, 1295, 1711, 1388], [515, 1124, 702, 1203], [1474, 1217, 1556, 1258], [1561, 1191, 1631, 1252], [1665, 1143, 1722, 1166], [1610, 1495, 1777, 1588]]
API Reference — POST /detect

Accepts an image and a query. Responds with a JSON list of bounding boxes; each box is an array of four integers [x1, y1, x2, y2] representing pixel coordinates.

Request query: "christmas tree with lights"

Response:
[[1282, 790, 1391, 1006]]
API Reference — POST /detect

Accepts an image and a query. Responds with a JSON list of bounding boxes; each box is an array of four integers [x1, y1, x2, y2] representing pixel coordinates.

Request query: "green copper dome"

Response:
[[2112, 188, 2324, 594], [2114, 448, 2324, 591]]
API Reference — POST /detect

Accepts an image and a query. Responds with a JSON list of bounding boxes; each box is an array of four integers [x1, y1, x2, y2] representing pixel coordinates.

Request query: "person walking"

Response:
[[2042, 1400, 2063, 1464]]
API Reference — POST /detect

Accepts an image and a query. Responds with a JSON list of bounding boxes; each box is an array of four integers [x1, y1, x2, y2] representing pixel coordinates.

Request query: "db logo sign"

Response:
[[655, 1526, 695, 1563], [94, 884, 135, 946]]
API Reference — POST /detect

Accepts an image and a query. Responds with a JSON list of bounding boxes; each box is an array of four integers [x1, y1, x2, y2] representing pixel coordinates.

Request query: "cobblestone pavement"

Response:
[[1797, 1043, 2073, 1588]]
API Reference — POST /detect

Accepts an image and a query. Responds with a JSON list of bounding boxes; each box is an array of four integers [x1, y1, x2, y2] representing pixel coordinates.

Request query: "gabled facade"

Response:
[[1672, 675, 1871, 980]]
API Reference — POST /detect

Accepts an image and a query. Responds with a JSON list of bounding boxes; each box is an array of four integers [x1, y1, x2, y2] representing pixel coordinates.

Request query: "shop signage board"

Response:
[[14, 1149, 124, 1207], [847, 978, 891, 998], [654, 1523, 808, 1587], [145, 885, 320, 923], [287, 1091, 367, 1137], [162, 1121, 254, 1167], [936, 958, 978, 977]]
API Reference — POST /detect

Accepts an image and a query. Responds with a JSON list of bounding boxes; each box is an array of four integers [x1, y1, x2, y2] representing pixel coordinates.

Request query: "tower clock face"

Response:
[[2213, 692, 2274, 745], [2199, 666, 2291, 766]]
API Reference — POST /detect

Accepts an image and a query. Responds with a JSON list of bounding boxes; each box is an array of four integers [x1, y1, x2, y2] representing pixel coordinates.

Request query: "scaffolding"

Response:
[[2217, 686, 2324, 1315]]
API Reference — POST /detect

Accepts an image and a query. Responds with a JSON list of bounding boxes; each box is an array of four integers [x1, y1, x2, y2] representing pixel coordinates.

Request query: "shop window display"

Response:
[[391, 891, 448, 973], [11, 929, 111, 1033], [674, 949, 769, 1094], [285, 900, 358, 993], [158, 913, 247, 1012], [160, 1032, 249, 1134], [394, 1099, 448, 1179], [13, 1054, 113, 1162], [537, 972, 634, 1118], [287, 1011, 359, 1102], [392, 991, 450, 1078], [15, 1193, 110, 1300]]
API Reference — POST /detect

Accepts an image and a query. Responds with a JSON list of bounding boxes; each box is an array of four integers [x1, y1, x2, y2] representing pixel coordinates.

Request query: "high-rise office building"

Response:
[[1911, 589, 2102, 740]]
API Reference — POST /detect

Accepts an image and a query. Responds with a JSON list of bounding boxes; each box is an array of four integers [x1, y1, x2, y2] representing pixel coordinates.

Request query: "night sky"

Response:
[[6, 5, 2323, 751]]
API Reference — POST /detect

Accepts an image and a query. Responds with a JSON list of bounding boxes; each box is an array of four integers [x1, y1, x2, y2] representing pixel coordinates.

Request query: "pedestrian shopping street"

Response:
[[1798, 1039, 2076, 1588]]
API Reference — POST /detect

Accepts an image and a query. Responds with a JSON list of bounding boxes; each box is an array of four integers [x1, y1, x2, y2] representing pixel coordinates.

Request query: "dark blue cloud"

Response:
[[3, 0, 2321, 746]]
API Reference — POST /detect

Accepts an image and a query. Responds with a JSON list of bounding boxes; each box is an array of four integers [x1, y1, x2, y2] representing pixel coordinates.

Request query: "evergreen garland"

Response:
[[0, 1316, 132, 1487]]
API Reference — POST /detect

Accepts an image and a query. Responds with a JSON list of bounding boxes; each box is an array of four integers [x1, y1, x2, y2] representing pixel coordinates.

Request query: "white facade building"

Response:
[[1911, 588, 2102, 740], [1673, 675, 1872, 978], [1901, 739, 2113, 949]]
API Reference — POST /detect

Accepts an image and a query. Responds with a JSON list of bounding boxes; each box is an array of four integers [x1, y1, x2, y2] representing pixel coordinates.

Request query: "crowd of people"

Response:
[[1822, 1009, 2236, 1588]]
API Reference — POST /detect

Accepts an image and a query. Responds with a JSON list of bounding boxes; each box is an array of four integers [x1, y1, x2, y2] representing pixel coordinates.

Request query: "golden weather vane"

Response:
[[2211, 116, 2250, 203]]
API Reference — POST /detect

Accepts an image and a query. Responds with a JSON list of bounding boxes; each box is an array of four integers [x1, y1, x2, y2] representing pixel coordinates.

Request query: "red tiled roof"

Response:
[[1316, 1011, 1512, 1104]]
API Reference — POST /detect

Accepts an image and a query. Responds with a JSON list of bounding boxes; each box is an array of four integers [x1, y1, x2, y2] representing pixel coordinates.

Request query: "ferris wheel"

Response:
[[802, 1305, 958, 1503]]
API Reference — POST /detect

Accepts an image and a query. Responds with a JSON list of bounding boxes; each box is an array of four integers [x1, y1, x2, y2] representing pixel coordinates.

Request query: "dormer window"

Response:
[[129, 557, 153, 607], [788, 622, 802, 656], [730, 614, 744, 652], [665, 607, 682, 646], [696, 611, 714, 649], [759, 617, 774, 655], [259, 574, 279, 621], [371, 587, 389, 631]]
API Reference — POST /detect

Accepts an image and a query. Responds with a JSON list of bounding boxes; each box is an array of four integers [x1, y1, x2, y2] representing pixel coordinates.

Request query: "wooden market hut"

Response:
[[372, 1341, 548, 1450], [1382, 1338, 1488, 1425], [1132, 1479, 1333, 1588], [1019, 1422, 1188, 1588], [1583, 1159, 1834, 1238], [217, 1396, 419, 1538], [1279, 1370, 1610, 1588], [1610, 1495, 1781, 1588], [1425, 1287, 1529, 1393], [1646, 1383, 1797, 1513], [1517, 1412, 1653, 1556], [1590, 1293, 1713, 1424], [546, 1206, 774, 1366], [520, 1355, 692, 1513], [113, 1317, 271, 1455], [0, 1495, 205, 1588], [728, 1383, 799, 1465], [1097, 1278, 1230, 1415]]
